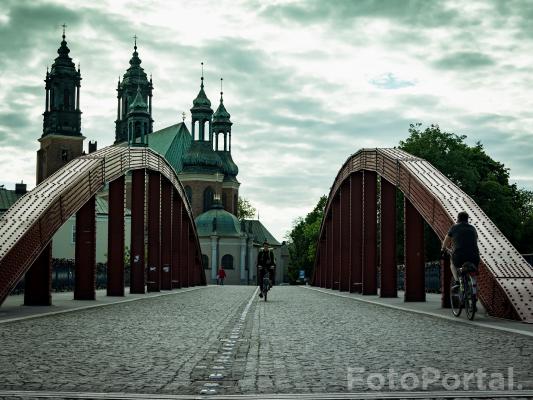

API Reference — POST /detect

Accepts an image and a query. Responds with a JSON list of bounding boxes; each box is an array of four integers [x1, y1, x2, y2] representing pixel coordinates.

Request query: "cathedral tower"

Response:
[[37, 28, 84, 184], [213, 79, 239, 215], [115, 38, 153, 144]]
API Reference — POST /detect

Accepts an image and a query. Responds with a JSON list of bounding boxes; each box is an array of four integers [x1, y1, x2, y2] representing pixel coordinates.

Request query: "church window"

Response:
[[234, 194, 238, 214], [184, 186, 192, 204], [203, 186, 214, 212], [202, 254, 209, 270], [222, 193, 227, 209], [221, 254, 233, 269]]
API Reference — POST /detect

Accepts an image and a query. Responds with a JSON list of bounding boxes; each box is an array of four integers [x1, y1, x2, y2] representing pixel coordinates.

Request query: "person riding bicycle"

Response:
[[257, 241, 276, 298], [440, 211, 480, 284]]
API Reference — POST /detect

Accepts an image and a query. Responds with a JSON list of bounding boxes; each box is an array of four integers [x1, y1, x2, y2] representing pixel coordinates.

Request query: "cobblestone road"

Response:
[[0, 285, 531, 398]]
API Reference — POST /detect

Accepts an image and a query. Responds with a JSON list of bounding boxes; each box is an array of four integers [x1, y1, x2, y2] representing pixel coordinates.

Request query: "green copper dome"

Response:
[[50, 34, 78, 76], [217, 151, 239, 176], [182, 141, 223, 172], [192, 79, 212, 110], [195, 202, 241, 237], [213, 98, 231, 122]]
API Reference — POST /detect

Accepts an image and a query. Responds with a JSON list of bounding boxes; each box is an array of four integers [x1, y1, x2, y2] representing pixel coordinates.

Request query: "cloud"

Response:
[[432, 51, 495, 70], [1, 0, 533, 243]]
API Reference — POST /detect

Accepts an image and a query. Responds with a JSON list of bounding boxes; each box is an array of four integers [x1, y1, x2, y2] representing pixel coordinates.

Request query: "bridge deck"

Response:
[[0, 286, 531, 397]]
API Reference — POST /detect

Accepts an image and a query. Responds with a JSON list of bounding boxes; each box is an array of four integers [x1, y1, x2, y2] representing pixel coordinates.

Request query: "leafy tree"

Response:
[[237, 197, 256, 220], [286, 195, 327, 283], [399, 123, 533, 255]]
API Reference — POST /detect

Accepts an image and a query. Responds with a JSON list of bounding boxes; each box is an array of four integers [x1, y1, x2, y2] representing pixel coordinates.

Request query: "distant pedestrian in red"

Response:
[[217, 267, 226, 285]]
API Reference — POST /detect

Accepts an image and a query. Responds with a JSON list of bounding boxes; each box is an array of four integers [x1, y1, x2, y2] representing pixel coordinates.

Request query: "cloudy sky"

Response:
[[1, 0, 533, 240]]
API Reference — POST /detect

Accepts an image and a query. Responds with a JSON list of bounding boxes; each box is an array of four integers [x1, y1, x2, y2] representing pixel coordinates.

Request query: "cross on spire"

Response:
[[182, 112, 186, 122], [133, 34, 137, 50], [200, 62, 204, 88], [61, 23, 67, 39]]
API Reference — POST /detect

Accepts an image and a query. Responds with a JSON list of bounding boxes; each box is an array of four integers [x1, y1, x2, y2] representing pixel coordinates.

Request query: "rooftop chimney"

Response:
[[15, 181, 27, 195], [89, 141, 97, 154]]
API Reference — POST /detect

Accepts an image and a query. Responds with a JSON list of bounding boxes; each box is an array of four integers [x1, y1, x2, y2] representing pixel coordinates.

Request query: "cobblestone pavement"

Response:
[[0, 285, 532, 398]]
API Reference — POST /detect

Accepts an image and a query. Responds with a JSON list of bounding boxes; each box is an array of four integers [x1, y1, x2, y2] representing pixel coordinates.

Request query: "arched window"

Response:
[[202, 254, 209, 269], [221, 254, 233, 269], [203, 186, 214, 212], [234, 194, 238, 215], [185, 186, 193, 205]]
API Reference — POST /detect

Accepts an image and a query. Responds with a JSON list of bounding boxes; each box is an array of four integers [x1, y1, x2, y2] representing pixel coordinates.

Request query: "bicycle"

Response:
[[449, 260, 478, 320], [261, 270, 271, 302]]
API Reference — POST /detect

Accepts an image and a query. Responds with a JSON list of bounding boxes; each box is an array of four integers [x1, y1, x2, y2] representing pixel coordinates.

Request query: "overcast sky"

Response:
[[1, 0, 533, 240]]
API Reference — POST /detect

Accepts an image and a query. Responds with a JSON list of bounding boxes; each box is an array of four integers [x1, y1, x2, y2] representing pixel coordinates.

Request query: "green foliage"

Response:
[[400, 123, 533, 254], [286, 195, 328, 283], [237, 197, 256, 220]]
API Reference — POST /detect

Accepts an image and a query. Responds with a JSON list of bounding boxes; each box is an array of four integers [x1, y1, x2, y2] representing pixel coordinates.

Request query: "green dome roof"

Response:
[[217, 151, 239, 176], [213, 97, 231, 122], [195, 204, 241, 237], [192, 79, 212, 111], [182, 141, 223, 172]]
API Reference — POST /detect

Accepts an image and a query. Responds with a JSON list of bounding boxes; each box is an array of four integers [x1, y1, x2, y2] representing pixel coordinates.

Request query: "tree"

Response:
[[399, 123, 533, 255], [286, 195, 327, 283], [237, 196, 256, 220]]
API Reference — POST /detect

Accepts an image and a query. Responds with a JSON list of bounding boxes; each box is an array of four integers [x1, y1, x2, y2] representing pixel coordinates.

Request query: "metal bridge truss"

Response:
[[312, 148, 533, 323], [0, 146, 206, 306]]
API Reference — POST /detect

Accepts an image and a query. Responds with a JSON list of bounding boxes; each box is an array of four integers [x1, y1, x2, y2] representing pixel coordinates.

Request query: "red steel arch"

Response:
[[0, 146, 205, 306], [313, 148, 533, 323]]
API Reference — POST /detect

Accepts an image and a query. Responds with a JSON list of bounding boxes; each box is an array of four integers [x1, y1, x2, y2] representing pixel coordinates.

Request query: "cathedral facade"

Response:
[[34, 33, 287, 285]]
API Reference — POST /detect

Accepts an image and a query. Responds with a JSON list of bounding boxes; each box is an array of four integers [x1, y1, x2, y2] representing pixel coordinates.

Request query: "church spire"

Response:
[[115, 35, 153, 144], [190, 62, 213, 142], [213, 77, 232, 152], [42, 27, 82, 138], [38, 29, 84, 184]]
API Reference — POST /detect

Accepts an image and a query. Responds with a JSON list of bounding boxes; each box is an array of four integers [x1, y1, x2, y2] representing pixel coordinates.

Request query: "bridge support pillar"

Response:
[[317, 239, 326, 287], [161, 177, 172, 290], [350, 172, 363, 293], [74, 195, 96, 300], [130, 169, 146, 294], [404, 198, 425, 302], [147, 171, 161, 292], [441, 253, 452, 308], [362, 171, 377, 295], [107, 176, 125, 296], [24, 243, 52, 306], [339, 182, 350, 291], [181, 215, 190, 288], [188, 226, 195, 286], [171, 191, 182, 289], [332, 196, 341, 290], [325, 216, 333, 289], [380, 177, 397, 297]]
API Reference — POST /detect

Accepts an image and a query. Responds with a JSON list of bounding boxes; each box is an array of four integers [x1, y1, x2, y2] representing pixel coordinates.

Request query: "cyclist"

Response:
[[257, 241, 276, 298], [440, 211, 480, 285]]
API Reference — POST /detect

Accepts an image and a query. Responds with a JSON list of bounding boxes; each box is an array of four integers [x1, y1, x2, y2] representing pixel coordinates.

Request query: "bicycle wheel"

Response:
[[263, 286, 268, 302], [450, 276, 462, 317], [465, 275, 476, 320]]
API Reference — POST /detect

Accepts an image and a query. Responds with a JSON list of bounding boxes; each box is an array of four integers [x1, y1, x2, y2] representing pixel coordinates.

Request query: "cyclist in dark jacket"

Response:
[[441, 211, 480, 282], [257, 241, 276, 297]]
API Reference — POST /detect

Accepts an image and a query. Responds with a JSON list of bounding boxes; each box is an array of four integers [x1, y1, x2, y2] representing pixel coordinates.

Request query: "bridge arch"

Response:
[[0, 146, 206, 306], [312, 148, 533, 323]]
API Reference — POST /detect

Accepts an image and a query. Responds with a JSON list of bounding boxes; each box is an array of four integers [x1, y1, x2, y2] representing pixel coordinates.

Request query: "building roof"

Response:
[[241, 219, 281, 246], [195, 204, 241, 237], [0, 188, 23, 212], [148, 122, 191, 173]]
